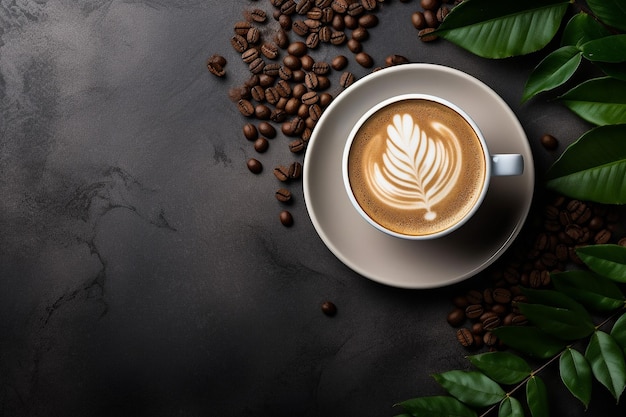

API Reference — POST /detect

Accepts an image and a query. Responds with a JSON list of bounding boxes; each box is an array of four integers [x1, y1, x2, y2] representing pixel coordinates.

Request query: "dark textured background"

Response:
[[0, 1, 623, 416]]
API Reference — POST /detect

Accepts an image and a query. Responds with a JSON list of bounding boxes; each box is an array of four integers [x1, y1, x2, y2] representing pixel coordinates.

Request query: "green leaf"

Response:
[[434, 0, 570, 59], [585, 331, 626, 401], [558, 77, 626, 125], [598, 62, 626, 82], [611, 313, 626, 352], [546, 124, 626, 203], [499, 396, 524, 417], [561, 12, 612, 47], [586, 0, 626, 32], [581, 35, 626, 63], [551, 270, 625, 312], [522, 46, 582, 102], [492, 326, 567, 359], [526, 376, 549, 417], [468, 352, 532, 385], [397, 396, 477, 417], [433, 371, 505, 407], [560, 347, 593, 408], [519, 289, 595, 340], [576, 244, 626, 283]]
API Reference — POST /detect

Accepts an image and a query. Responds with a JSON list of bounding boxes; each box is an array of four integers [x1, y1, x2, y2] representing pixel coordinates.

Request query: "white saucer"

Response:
[[303, 64, 535, 289]]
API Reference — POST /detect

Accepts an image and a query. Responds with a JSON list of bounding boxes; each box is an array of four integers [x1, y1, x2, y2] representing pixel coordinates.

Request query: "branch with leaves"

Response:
[[399, 0, 626, 415]]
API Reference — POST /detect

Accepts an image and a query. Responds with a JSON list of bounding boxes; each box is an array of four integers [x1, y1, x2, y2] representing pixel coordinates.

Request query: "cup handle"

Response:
[[491, 154, 524, 176]]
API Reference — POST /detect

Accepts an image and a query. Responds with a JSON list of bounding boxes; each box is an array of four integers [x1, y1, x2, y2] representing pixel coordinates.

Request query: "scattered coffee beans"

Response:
[[279, 210, 294, 226], [321, 301, 337, 316], [247, 158, 263, 174]]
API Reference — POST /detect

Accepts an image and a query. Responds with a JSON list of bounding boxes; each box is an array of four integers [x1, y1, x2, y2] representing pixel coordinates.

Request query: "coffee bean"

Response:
[[465, 304, 484, 320], [385, 54, 410, 66], [594, 229, 612, 244], [424, 9, 438, 28], [289, 138, 305, 153], [270, 108, 287, 123], [247, 158, 263, 174], [243, 123, 258, 141], [447, 308, 465, 326], [541, 134, 559, 150], [332, 14, 345, 30], [280, 210, 294, 226], [231, 34, 249, 53], [254, 137, 269, 153], [234, 21, 252, 35], [359, 13, 378, 28], [466, 290, 483, 305], [247, 27, 261, 44], [347, 38, 362, 53], [237, 99, 255, 117], [452, 295, 469, 308], [275, 28, 290, 48], [281, 0, 297, 15], [289, 116, 305, 135], [361, 0, 377, 12], [511, 314, 528, 326], [287, 41, 308, 56], [275, 187, 292, 203], [278, 13, 292, 30], [300, 55, 315, 70], [249, 8, 267, 23], [456, 328, 473, 347], [293, 20, 309, 36], [270, 0, 285, 6], [309, 104, 322, 121], [483, 332, 498, 346], [330, 30, 347, 45], [260, 42, 279, 60], [618, 237, 626, 247], [482, 315, 501, 331], [289, 161, 303, 179], [258, 74, 275, 87], [437, 6, 449, 23], [258, 122, 276, 138], [296, 0, 314, 14], [355, 51, 373, 68], [331, 55, 348, 70], [411, 11, 426, 29], [249, 57, 266, 74], [332, 0, 349, 14], [339, 71, 355, 88], [319, 92, 333, 107], [265, 87, 280, 105], [264, 63, 281, 77], [305, 72, 320, 89], [419, 27, 438, 42], [254, 104, 271, 120], [492, 288, 511, 304], [273, 165, 290, 181], [321, 301, 337, 316], [421, 0, 441, 11], [306, 32, 320, 48], [242, 49, 260, 64]]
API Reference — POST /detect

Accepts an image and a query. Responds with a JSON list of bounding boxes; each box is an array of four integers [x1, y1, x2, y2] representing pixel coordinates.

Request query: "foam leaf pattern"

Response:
[[367, 113, 462, 220]]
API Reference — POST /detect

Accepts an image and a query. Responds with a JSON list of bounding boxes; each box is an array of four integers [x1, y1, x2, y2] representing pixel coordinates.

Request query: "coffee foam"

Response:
[[347, 99, 486, 236]]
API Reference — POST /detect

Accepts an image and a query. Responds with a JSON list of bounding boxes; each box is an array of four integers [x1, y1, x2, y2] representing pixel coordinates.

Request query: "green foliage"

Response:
[[398, 1, 626, 416], [546, 125, 626, 203]]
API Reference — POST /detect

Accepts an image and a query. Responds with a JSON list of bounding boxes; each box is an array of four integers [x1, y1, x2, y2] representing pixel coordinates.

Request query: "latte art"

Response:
[[346, 98, 487, 237], [367, 114, 462, 220]]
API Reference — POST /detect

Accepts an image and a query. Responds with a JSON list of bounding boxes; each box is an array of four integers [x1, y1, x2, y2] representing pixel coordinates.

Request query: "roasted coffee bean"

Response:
[[511, 314, 528, 326], [249, 57, 266, 74], [539, 133, 559, 150], [421, 0, 441, 11], [279, 66, 293, 80], [352, 26, 369, 42], [270, 108, 287, 123], [465, 304, 484, 320], [260, 42, 279, 60], [466, 290, 483, 305], [285, 97, 300, 114], [305, 32, 320, 48], [247, 27, 261, 44], [250, 85, 265, 102], [345, 15, 359, 28], [589, 216, 604, 230], [287, 41, 308, 56], [385, 54, 410, 66], [278, 13, 292, 30], [243, 123, 258, 141], [275, 28, 290, 48], [437, 6, 450, 23], [249, 8, 267, 23], [231, 34, 249, 53], [275, 80, 292, 97], [281, 0, 297, 15], [594, 229, 612, 244], [456, 328, 473, 347], [289, 116, 305, 135], [301, 127, 312, 142], [332, 55, 349, 70], [321, 301, 337, 316], [244, 75, 260, 88], [237, 99, 255, 117], [483, 332, 498, 346], [565, 224, 583, 241], [471, 322, 484, 335], [298, 55, 313, 71], [305, 72, 319, 89], [411, 11, 426, 29], [332, 0, 349, 14], [307, 8, 323, 20], [273, 165, 290, 181], [247, 158, 263, 174], [264, 63, 281, 77], [258, 122, 276, 138], [279, 210, 294, 226], [254, 104, 271, 120], [254, 137, 269, 153], [355, 51, 373, 68], [424, 10, 438, 27], [207, 60, 226, 77], [319, 92, 333, 107], [361, 0, 377, 11], [419, 27, 438, 42], [482, 315, 500, 331], [289, 161, 302, 179], [301, 91, 319, 105], [452, 295, 469, 308], [330, 30, 347, 45], [339, 71, 355, 88], [493, 288, 512, 304], [283, 55, 301, 70], [312, 61, 330, 75], [359, 13, 378, 28], [275, 187, 292, 203], [304, 18, 322, 31], [331, 14, 345, 30], [271, 0, 286, 6], [447, 308, 465, 327], [347, 38, 362, 53], [347, 2, 364, 16], [258, 74, 275, 87], [292, 19, 309, 36], [289, 138, 305, 153], [619, 237, 626, 247], [318, 25, 332, 42], [242, 48, 260, 64], [491, 303, 507, 316], [234, 21, 252, 35], [296, 0, 314, 14], [576, 207, 592, 225], [276, 97, 288, 109], [309, 104, 322, 121]]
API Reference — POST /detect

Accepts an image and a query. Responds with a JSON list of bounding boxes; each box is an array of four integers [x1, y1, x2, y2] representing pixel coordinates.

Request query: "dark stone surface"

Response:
[[0, 1, 622, 416]]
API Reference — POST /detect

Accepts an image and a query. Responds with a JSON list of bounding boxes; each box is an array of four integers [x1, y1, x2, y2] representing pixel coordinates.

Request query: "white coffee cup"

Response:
[[342, 94, 524, 240]]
